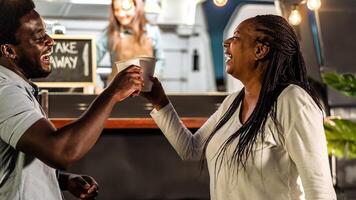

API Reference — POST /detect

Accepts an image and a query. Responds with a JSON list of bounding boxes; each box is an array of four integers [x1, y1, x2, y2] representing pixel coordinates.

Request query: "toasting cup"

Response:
[[115, 57, 157, 92]]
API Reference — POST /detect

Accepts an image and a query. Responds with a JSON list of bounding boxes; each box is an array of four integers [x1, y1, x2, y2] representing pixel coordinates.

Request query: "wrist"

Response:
[[153, 97, 169, 111], [101, 88, 121, 104]]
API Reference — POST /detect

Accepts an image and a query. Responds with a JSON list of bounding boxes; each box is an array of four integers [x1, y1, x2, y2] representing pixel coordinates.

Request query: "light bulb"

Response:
[[307, 0, 321, 10], [288, 7, 302, 26], [213, 0, 228, 7]]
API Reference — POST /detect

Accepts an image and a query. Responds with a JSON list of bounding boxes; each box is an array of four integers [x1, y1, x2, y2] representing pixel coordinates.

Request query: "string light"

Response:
[[307, 0, 321, 10], [287, 0, 322, 25], [288, 5, 302, 26], [213, 0, 228, 7]]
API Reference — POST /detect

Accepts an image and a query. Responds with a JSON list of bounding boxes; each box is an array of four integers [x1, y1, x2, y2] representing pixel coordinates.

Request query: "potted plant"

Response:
[[322, 72, 356, 159]]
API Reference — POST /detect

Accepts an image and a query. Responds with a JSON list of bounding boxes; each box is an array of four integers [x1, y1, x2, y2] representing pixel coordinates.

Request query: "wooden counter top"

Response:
[[50, 117, 208, 129]]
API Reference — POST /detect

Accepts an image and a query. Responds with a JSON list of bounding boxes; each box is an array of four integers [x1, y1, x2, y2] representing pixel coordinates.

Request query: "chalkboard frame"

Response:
[[34, 34, 97, 87]]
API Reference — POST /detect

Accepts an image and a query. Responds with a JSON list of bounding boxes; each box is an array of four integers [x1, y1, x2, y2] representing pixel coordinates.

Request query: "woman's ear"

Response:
[[254, 43, 270, 60], [0, 44, 17, 60]]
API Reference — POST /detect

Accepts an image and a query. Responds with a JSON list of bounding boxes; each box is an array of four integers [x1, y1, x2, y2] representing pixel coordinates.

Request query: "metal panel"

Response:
[[46, 94, 226, 118]]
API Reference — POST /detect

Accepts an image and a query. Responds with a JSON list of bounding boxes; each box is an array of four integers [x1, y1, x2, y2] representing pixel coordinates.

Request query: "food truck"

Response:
[[9, 0, 356, 199]]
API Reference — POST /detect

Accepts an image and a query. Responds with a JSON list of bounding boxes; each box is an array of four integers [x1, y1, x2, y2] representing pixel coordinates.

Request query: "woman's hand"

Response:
[[104, 65, 144, 102], [141, 77, 169, 110], [67, 174, 99, 199]]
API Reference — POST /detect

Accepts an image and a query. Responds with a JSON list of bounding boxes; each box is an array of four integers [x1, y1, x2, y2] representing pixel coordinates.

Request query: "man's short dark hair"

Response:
[[0, 0, 35, 46]]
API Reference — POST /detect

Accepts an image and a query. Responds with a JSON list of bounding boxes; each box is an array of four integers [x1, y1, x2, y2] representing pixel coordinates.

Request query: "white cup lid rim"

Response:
[[115, 56, 156, 63]]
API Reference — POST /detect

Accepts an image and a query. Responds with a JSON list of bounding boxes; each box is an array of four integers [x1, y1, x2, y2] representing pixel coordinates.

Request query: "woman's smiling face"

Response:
[[113, 0, 137, 26], [223, 20, 259, 82]]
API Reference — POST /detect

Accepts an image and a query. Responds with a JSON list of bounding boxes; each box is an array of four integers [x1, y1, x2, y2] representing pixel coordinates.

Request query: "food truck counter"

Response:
[[46, 93, 226, 129]]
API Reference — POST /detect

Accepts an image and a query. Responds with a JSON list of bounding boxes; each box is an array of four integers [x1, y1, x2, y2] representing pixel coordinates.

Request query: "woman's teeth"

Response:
[[225, 54, 232, 62]]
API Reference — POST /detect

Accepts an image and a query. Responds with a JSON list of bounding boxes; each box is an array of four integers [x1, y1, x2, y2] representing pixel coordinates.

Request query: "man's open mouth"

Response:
[[40, 49, 53, 64]]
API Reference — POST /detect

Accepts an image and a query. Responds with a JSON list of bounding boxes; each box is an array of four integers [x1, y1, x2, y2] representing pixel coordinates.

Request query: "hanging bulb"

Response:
[[213, 0, 228, 7], [288, 5, 302, 26], [307, 0, 321, 10]]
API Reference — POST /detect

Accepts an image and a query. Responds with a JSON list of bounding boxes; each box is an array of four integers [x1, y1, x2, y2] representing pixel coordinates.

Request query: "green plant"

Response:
[[322, 72, 356, 159], [324, 118, 356, 159], [322, 72, 356, 97]]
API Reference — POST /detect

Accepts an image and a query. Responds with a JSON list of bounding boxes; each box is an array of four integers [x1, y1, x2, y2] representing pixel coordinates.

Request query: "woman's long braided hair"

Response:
[[201, 15, 322, 175]]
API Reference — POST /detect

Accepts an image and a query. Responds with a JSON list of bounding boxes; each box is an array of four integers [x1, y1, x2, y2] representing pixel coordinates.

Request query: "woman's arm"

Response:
[[151, 102, 225, 161], [284, 100, 336, 199], [145, 77, 235, 160]]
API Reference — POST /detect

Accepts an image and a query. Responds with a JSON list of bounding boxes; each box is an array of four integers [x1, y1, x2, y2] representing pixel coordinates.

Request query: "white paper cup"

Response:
[[115, 58, 140, 73], [115, 57, 156, 92]]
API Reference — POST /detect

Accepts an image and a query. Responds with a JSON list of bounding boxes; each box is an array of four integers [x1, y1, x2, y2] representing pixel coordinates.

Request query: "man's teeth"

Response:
[[43, 52, 52, 57], [41, 50, 53, 62]]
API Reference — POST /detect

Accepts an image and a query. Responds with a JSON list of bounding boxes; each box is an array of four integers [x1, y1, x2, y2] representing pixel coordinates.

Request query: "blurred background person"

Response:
[[96, 0, 164, 89]]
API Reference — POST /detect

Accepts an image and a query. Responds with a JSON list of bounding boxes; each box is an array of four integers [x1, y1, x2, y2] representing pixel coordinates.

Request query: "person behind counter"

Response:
[[143, 15, 336, 200], [0, 0, 144, 199], [96, 0, 164, 88]]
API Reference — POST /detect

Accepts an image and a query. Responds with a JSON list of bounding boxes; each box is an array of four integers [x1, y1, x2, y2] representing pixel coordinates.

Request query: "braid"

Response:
[[201, 15, 322, 176]]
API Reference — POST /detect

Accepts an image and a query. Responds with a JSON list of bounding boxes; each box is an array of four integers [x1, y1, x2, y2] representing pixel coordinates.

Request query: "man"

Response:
[[0, 0, 144, 199]]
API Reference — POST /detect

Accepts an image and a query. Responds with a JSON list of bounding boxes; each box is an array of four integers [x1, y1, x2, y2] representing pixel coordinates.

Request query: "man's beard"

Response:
[[18, 55, 51, 79]]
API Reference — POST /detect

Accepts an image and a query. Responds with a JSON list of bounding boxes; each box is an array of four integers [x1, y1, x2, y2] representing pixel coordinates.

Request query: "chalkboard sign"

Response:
[[34, 35, 96, 87]]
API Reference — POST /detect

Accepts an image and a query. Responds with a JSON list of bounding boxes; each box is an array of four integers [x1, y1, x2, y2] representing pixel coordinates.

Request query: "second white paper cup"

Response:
[[115, 57, 156, 92]]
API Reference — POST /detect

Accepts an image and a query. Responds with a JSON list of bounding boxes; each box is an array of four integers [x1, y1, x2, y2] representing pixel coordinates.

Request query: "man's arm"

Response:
[[16, 66, 143, 170]]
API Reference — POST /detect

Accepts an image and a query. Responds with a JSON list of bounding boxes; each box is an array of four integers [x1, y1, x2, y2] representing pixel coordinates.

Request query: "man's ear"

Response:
[[0, 44, 17, 60], [254, 43, 269, 60]]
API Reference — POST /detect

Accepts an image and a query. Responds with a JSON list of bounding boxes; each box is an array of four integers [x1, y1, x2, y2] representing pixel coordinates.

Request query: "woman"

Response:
[[97, 0, 163, 87], [143, 15, 336, 200]]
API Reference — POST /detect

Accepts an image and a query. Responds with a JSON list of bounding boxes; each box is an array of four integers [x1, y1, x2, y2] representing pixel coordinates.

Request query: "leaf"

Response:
[[322, 72, 356, 97], [324, 118, 356, 159]]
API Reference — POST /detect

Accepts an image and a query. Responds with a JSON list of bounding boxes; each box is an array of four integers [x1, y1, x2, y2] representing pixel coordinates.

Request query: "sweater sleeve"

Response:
[[150, 94, 236, 160], [96, 28, 109, 65], [283, 92, 336, 199]]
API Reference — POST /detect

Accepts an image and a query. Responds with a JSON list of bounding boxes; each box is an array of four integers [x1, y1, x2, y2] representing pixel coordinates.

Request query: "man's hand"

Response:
[[105, 65, 144, 102], [67, 174, 99, 199]]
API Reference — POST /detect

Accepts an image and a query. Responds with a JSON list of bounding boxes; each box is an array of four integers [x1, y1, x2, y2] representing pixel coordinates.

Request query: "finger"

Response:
[[131, 79, 144, 86], [75, 177, 90, 189], [150, 77, 161, 85], [81, 190, 99, 199], [131, 91, 140, 97], [125, 69, 142, 75], [124, 72, 143, 81], [149, 76, 158, 81], [81, 176, 94, 184], [128, 73, 144, 81], [125, 65, 142, 73], [118, 67, 141, 77], [86, 184, 99, 194], [82, 176, 99, 191]]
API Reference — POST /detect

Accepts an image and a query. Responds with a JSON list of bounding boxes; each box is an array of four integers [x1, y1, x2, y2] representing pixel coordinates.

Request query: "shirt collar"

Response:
[[0, 64, 39, 97]]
